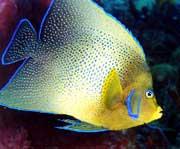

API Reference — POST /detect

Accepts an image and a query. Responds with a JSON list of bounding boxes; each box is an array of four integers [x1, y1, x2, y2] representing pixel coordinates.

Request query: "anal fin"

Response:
[[56, 119, 107, 133]]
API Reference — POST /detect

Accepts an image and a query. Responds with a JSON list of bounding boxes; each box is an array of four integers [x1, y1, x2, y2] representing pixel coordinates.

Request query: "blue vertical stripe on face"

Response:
[[125, 89, 141, 120]]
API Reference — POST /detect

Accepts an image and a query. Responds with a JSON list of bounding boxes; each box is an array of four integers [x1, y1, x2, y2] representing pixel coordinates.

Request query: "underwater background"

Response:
[[0, 0, 179, 148]]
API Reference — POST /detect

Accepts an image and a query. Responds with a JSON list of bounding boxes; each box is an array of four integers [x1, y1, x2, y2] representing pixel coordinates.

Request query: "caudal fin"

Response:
[[1, 19, 37, 65]]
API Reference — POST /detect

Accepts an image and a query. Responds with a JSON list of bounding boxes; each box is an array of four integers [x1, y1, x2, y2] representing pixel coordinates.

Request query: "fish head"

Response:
[[122, 71, 163, 126], [99, 70, 162, 130]]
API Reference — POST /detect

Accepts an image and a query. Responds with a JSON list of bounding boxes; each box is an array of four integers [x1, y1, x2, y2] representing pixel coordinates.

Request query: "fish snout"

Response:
[[147, 106, 163, 123], [152, 106, 163, 120]]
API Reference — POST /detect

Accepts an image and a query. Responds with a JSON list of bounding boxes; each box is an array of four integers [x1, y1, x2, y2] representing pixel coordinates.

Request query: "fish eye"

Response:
[[145, 90, 154, 99]]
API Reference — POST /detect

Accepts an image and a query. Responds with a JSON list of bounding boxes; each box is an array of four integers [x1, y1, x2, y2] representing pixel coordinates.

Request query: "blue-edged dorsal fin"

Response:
[[39, 0, 111, 44], [56, 119, 107, 133], [2, 19, 37, 65], [38, 0, 146, 59]]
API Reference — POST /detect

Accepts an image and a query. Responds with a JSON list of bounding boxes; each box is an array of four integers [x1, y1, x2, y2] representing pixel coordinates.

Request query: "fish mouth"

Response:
[[151, 106, 163, 120], [125, 89, 141, 120], [144, 106, 163, 124]]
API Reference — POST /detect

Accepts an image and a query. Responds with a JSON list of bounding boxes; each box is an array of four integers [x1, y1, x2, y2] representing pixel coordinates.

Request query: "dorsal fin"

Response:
[[38, 0, 146, 60], [38, 0, 125, 45], [1, 19, 37, 65], [39, 0, 98, 43]]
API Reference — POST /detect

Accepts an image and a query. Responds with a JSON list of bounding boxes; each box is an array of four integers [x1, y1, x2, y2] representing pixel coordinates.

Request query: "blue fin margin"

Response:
[[0, 0, 55, 91], [56, 119, 108, 133], [1, 19, 36, 65], [38, 0, 55, 40], [0, 19, 36, 92]]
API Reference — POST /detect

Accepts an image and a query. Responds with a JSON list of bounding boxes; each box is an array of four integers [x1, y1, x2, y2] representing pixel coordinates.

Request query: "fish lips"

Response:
[[125, 89, 141, 120]]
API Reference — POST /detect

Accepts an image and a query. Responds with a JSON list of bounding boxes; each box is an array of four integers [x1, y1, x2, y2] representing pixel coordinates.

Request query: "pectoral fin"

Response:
[[102, 69, 123, 110]]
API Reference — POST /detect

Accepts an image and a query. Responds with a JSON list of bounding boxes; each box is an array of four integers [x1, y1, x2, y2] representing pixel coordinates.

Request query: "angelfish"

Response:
[[0, 0, 162, 132]]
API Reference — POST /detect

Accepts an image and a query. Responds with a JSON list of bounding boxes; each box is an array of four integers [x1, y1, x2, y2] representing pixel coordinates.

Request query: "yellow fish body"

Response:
[[0, 0, 162, 131]]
